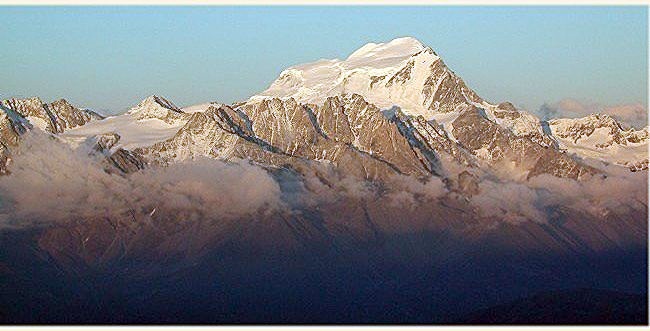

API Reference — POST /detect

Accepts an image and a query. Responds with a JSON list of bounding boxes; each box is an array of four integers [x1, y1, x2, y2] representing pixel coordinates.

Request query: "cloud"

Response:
[[469, 179, 547, 224], [603, 104, 648, 129], [0, 132, 282, 229], [468, 165, 648, 224], [536, 99, 648, 129], [0, 130, 645, 234], [384, 174, 447, 209]]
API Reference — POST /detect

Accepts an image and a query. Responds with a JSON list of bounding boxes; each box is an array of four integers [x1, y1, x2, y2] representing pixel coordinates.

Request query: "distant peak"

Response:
[[126, 95, 187, 123], [131, 95, 180, 113], [347, 36, 427, 60], [145, 95, 177, 108]]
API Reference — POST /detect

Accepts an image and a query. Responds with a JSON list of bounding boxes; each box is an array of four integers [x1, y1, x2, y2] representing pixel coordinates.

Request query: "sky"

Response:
[[0, 6, 647, 116]]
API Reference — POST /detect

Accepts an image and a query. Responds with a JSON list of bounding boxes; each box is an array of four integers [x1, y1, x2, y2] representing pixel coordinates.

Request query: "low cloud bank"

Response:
[[470, 168, 647, 224], [0, 132, 282, 229], [0, 131, 646, 231]]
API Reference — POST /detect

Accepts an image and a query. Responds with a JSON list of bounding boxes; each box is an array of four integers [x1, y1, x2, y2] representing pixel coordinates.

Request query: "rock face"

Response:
[[390, 108, 476, 168], [0, 97, 101, 173], [451, 106, 596, 180], [1, 97, 102, 133], [139, 94, 436, 180], [0, 104, 31, 173], [88, 132, 147, 174], [91, 132, 122, 152], [421, 55, 484, 114], [47, 99, 104, 131], [138, 93, 594, 183], [106, 148, 147, 173]]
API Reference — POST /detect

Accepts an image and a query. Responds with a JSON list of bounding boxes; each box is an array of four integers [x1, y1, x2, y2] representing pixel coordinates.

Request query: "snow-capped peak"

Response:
[[251, 36, 481, 118], [347, 37, 426, 61], [129, 95, 180, 114], [126, 95, 187, 124], [61, 95, 190, 151]]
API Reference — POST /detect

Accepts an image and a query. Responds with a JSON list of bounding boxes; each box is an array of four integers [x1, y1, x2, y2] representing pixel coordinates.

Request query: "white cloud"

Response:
[[0, 131, 645, 232], [0, 132, 282, 229]]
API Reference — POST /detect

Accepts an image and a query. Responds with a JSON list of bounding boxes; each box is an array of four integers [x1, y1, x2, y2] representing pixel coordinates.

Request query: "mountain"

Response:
[[252, 37, 553, 146], [0, 37, 641, 247], [154, 36, 594, 181], [247, 37, 642, 176], [61, 97, 188, 152], [1, 39, 644, 179], [57, 95, 192, 173], [1, 38, 645, 179], [126, 94, 190, 124], [0, 37, 646, 324], [549, 114, 648, 171], [0, 97, 102, 133], [0, 97, 103, 173], [0, 104, 31, 174], [251, 37, 479, 117]]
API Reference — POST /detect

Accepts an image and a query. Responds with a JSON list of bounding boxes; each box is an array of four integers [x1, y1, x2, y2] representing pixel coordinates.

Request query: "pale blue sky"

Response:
[[1, 6, 647, 115]]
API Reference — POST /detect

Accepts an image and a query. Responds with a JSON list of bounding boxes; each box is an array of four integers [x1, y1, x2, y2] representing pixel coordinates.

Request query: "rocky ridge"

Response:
[[0, 97, 103, 173], [0, 38, 645, 180]]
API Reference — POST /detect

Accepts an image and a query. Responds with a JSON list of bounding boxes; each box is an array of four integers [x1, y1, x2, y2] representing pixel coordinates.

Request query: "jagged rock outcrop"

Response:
[[0, 98, 101, 173], [452, 106, 596, 180], [86, 132, 146, 174], [91, 132, 122, 152], [48, 99, 104, 131], [1, 97, 102, 133], [387, 107, 476, 169], [139, 94, 439, 180], [421, 54, 484, 113], [0, 104, 31, 174], [107, 148, 147, 173], [625, 159, 649, 172]]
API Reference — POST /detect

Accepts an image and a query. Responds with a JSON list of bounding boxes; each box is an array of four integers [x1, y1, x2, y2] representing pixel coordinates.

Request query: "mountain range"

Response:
[[0, 37, 646, 324], [1, 37, 646, 179]]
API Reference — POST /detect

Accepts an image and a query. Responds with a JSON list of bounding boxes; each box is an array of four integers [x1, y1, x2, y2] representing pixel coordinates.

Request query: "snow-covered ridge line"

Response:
[[248, 36, 647, 171], [1, 37, 647, 176], [549, 114, 648, 170], [250, 37, 451, 117]]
